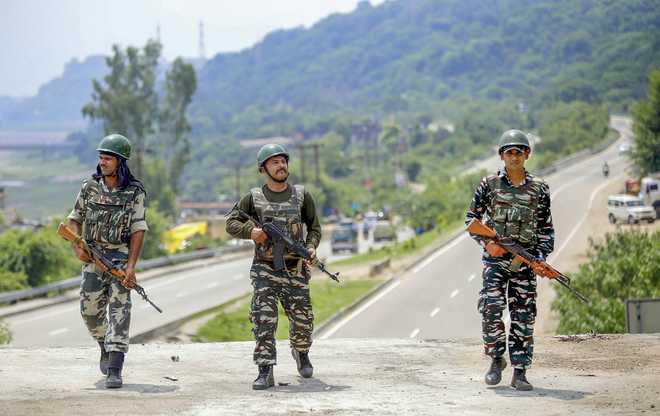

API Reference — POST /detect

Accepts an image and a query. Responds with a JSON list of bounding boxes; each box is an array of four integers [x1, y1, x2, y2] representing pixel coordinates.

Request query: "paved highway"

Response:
[[319, 117, 632, 340]]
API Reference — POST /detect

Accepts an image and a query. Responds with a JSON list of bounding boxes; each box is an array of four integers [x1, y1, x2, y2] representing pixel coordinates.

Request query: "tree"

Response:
[[159, 58, 197, 193], [632, 69, 660, 175], [82, 40, 162, 179]]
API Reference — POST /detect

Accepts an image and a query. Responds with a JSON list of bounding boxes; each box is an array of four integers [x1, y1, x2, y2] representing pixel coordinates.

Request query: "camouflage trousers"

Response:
[[249, 261, 314, 366], [79, 265, 132, 353], [478, 259, 537, 369]]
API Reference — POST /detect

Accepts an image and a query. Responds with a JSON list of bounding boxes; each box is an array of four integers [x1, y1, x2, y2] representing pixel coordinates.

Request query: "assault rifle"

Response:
[[466, 219, 589, 304], [57, 223, 163, 313], [231, 206, 340, 282]]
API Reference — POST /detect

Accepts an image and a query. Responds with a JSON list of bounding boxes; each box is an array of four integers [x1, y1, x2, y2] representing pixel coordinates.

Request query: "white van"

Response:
[[607, 195, 655, 224]]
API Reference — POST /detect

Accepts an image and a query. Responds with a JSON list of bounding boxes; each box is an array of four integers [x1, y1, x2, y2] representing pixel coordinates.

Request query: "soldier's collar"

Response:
[[498, 169, 531, 186]]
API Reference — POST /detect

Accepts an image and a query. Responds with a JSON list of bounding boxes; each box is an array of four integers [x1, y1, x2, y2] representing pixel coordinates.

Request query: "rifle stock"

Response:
[[466, 219, 589, 304], [57, 222, 163, 313]]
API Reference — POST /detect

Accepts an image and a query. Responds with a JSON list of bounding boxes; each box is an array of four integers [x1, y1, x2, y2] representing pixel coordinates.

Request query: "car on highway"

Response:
[[331, 224, 358, 254], [373, 221, 397, 242], [618, 142, 632, 155], [607, 194, 655, 224]]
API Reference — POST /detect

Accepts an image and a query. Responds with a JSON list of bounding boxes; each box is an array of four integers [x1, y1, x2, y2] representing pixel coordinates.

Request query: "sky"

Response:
[[1, 0, 384, 98]]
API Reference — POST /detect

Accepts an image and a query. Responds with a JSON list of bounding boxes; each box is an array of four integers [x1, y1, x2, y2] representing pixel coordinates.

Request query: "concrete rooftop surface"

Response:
[[1, 334, 658, 415]]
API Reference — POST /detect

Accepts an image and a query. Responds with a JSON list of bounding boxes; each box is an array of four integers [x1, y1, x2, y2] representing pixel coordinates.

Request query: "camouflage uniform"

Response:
[[465, 169, 554, 369], [68, 177, 148, 353], [226, 184, 321, 366]]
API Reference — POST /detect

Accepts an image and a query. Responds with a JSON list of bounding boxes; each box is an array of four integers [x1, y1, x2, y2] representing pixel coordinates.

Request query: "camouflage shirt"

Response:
[[465, 169, 554, 260], [68, 177, 149, 254]]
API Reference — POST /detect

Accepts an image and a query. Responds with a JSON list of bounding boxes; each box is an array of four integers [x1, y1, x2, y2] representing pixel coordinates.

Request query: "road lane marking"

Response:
[[175, 292, 189, 298], [207, 282, 219, 288], [48, 328, 69, 336], [429, 307, 440, 318], [468, 273, 476, 282], [450, 289, 459, 298], [318, 281, 401, 339], [409, 328, 420, 338], [410, 235, 467, 275], [232, 274, 243, 281]]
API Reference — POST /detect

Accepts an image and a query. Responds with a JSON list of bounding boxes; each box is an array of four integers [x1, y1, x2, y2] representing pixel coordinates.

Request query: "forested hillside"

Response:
[[191, 0, 660, 136]]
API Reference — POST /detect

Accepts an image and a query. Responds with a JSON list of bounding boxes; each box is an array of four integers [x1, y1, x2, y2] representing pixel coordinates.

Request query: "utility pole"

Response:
[[299, 143, 322, 185]]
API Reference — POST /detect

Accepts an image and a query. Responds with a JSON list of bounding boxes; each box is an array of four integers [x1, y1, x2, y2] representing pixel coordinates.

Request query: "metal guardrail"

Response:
[[0, 244, 253, 304]]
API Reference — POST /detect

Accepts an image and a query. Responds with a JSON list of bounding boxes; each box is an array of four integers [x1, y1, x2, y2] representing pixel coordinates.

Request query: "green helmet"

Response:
[[97, 134, 131, 160], [498, 129, 531, 154], [257, 143, 289, 167]]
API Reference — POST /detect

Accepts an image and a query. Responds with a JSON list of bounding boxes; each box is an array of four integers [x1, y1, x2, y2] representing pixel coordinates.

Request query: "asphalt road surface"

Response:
[[319, 117, 632, 340]]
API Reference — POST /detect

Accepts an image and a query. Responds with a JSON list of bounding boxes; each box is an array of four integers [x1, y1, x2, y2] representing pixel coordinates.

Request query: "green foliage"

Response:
[[194, 279, 382, 342], [553, 230, 660, 334], [530, 101, 610, 170], [0, 270, 28, 292], [191, 0, 659, 136], [140, 204, 169, 260], [0, 320, 10, 344], [0, 222, 80, 289], [632, 69, 660, 175]]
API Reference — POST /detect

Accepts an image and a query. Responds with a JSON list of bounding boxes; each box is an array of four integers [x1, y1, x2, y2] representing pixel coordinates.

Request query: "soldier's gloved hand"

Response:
[[121, 267, 137, 289], [485, 241, 507, 257], [73, 245, 92, 263], [251, 227, 269, 245]]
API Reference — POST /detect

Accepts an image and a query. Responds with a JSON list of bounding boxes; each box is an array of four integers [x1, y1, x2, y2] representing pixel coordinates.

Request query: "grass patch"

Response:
[[332, 220, 464, 267], [194, 278, 382, 342]]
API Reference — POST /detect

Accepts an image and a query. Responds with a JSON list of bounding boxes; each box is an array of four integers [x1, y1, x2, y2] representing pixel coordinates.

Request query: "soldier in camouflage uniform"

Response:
[[67, 134, 148, 389], [226, 143, 322, 390], [465, 130, 554, 391]]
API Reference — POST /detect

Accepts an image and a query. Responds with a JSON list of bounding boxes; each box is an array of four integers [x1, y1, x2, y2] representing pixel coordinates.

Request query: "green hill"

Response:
[[191, 0, 659, 136]]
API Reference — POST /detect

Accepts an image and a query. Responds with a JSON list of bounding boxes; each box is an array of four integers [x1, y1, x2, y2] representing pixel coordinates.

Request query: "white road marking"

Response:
[[503, 315, 510, 325], [429, 307, 440, 318], [175, 292, 189, 298], [468, 273, 476, 282], [450, 289, 459, 298], [48, 328, 69, 336], [207, 282, 219, 288], [409, 328, 420, 338], [410, 235, 467, 275], [318, 281, 402, 339], [232, 274, 243, 281]]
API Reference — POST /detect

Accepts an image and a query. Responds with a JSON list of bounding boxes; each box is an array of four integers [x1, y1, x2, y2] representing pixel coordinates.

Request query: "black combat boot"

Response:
[[484, 357, 507, 385], [98, 341, 109, 375], [291, 349, 313, 378], [252, 365, 274, 390], [511, 368, 533, 391], [105, 351, 124, 389]]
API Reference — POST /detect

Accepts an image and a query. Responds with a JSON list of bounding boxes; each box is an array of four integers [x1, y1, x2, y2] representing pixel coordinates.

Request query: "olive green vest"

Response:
[[251, 185, 305, 263], [81, 179, 139, 246], [485, 174, 542, 245]]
